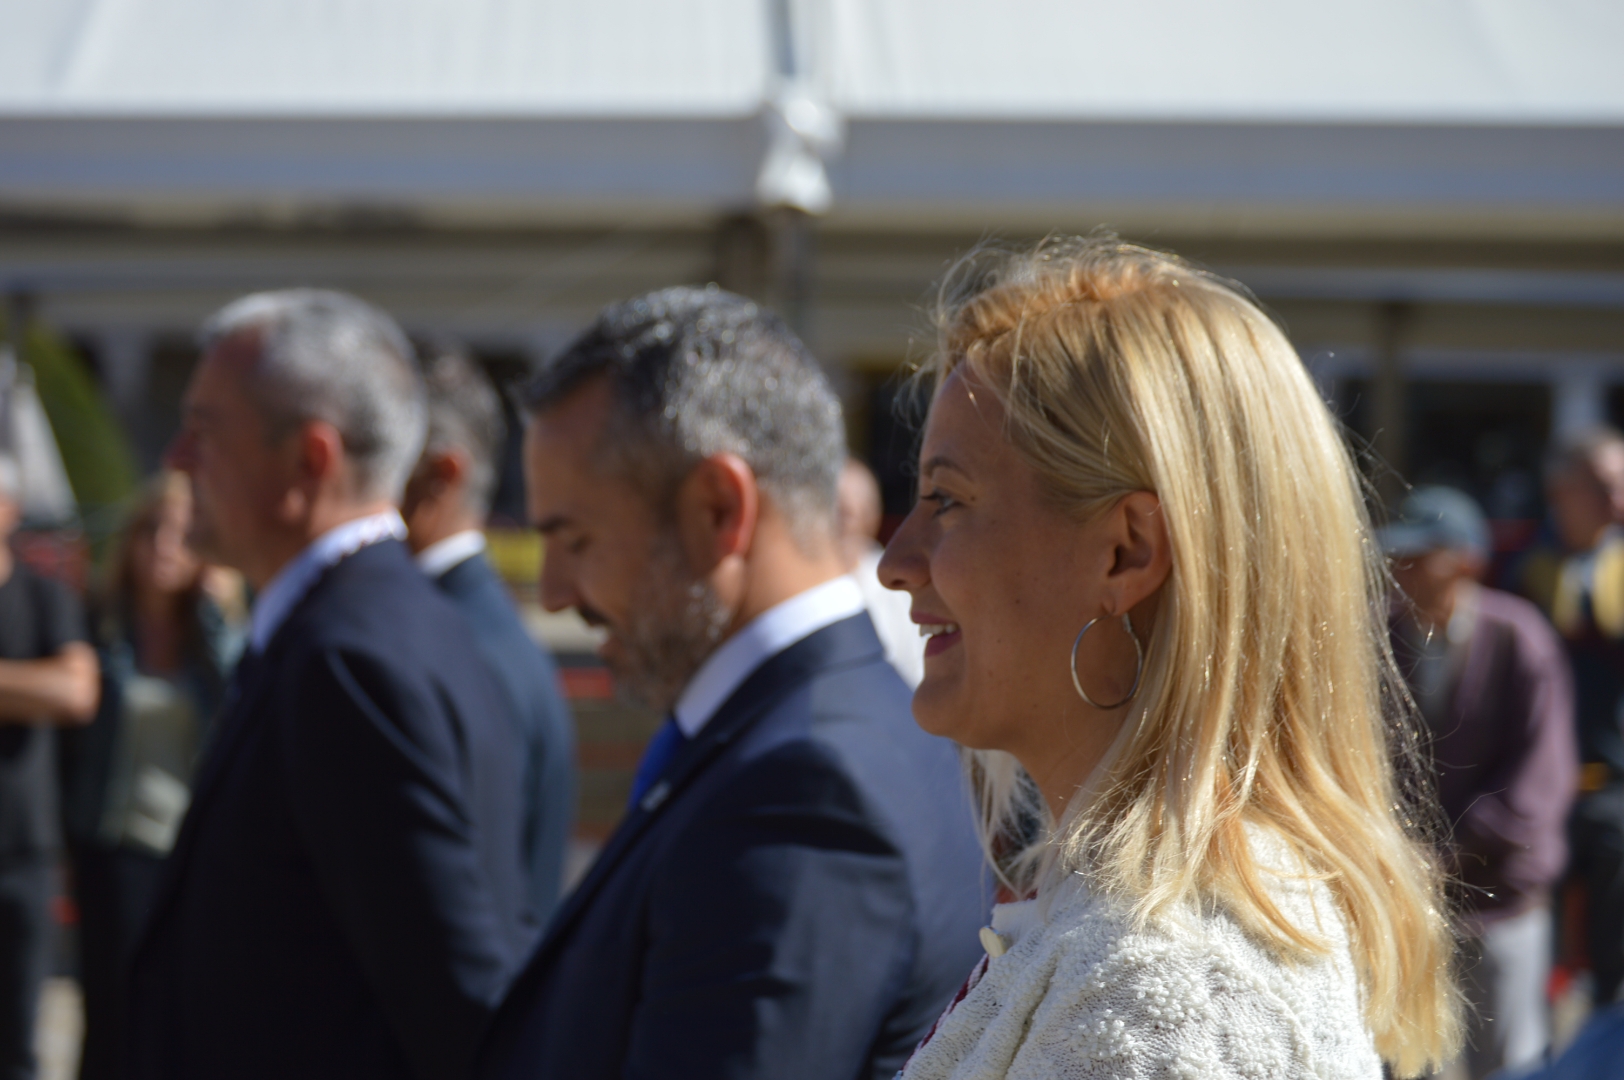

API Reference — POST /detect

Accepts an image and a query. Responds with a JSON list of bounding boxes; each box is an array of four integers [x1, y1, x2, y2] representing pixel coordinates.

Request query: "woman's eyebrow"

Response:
[[919, 455, 969, 479]]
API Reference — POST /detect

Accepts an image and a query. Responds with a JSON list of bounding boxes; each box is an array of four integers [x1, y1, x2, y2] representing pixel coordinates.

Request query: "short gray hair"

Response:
[[200, 289, 426, 501], [418, 338, 506, 519], [524, 286, 844, 537]]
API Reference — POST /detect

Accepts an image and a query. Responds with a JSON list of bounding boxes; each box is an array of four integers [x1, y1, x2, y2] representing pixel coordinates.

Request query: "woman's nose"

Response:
[[877, 510, 926, 593]]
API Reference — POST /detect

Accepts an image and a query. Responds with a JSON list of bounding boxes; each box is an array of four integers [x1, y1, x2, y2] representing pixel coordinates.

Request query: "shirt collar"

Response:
[[672, 575, 867, 738], [249, 510, 406, 652], [415, 529, 487, 579]]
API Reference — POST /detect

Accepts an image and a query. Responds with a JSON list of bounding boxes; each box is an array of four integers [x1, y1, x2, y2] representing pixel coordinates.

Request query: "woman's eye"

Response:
[[920, 491, 960, 516]]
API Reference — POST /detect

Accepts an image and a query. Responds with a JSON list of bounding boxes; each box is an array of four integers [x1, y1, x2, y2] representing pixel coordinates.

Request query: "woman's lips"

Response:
[[915, 619, 962, 658]]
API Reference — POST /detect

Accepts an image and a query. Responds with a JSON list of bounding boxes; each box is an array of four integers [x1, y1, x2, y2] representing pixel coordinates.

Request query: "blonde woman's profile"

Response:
[[879, 236, 1461, 1079]]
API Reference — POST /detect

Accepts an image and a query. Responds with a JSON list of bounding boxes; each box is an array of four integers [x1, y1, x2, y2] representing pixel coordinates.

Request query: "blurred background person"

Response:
[[402, 340, 575, 923], [1383, 486, 1577, 1078], [130, 290, 531, 1080], [57, 471, 244, 1080], [836, 457, 923, 687], [1520, 428, 1624, 1008], [0, 452, 99, 1080]]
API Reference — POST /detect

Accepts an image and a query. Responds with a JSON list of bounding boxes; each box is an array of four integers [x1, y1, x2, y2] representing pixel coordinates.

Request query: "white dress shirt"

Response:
[[672, 575, 867, 738], [414, 528, 487, 579], [249, 510, 407, 652], [850, 545, 925, 688]]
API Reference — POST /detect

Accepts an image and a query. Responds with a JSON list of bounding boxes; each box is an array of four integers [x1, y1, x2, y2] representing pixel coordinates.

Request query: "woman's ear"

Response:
[[674, 453, 759, 573], [1107, 491, 1171, 614]]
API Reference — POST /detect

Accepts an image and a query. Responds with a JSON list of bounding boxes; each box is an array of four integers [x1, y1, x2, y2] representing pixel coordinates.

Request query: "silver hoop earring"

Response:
[[1069, 613, 1144, 710]]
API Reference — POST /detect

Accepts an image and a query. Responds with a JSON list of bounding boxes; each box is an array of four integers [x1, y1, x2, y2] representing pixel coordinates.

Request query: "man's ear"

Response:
[[1106, 490, 1172, 615], [675, 454, 759, 572], [423, 448, 467, 490], [295, 420, 346, 486]]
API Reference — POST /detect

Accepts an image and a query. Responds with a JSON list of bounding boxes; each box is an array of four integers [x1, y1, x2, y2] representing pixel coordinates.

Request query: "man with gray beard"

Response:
[[477, 286, 987, 1080]]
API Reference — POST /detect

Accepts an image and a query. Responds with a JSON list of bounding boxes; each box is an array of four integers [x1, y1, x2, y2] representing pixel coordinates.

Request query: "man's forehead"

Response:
[[530, 377, 616, 450], [189, 333, 260, 397], [524, 381, 645, 520]]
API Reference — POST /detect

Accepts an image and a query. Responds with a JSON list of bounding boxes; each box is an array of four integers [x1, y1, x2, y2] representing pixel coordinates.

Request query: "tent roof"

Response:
[[0, 1, 1619, 232], [823, 0, 1624, 123], [4, 0, 1620, 122], [0, 0, 768, 115]]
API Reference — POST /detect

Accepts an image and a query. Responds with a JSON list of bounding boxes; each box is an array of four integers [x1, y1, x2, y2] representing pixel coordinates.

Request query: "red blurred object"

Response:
[[558, 666, 615, 701], [11, 528, 90, 593], [1548, 963, 1574, 1003], [1490, 519, 1539, 554], [51, 892, 79, 927]]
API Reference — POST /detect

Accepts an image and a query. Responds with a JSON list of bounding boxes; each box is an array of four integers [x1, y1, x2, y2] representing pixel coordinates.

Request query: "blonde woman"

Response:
[[879, 237, 1459, 1079]]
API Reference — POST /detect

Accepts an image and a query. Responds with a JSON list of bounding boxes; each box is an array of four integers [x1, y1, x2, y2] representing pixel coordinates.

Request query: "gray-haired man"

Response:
[[402, 343, 576, 923], [477, 286, 985, 1080], [129, 290, 531, 1080]]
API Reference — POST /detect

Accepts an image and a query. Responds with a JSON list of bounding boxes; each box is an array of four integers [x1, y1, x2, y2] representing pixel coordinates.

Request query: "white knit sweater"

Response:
[[900, 851, 1382, 1080]]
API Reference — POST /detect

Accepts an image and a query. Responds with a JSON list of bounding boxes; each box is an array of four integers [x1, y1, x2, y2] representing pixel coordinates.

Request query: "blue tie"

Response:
[[628, 716, 688, 810]]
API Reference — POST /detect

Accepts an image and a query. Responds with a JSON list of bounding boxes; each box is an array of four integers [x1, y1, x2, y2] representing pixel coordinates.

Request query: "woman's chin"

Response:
[[909, 678, 976, 744]]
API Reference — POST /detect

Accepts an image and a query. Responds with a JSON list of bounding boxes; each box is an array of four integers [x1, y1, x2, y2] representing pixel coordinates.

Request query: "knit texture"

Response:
[[901, 840, 1382, 1080]]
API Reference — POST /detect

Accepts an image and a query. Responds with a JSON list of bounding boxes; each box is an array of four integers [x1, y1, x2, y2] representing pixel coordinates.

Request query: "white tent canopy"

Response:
[[6, 0, 1619, 121], [0, 0, 1620, 231]]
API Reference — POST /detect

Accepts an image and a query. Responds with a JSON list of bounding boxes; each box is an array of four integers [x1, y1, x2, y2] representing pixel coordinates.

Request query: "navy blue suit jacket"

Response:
[[477, 612, 988, 1080], [128, 541, 532, 1080], [435, 550, 576, 921]]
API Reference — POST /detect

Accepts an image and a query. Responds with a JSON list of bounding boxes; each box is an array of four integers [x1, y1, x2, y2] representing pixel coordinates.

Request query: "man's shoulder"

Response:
[[743, 618, 917, 745], [6, 561, 73, 609], [279, 543, 478, 667], [1477, 586, 1565, 656], [434, 555, 560, 696], [435, 557, 538, 646], [704, 631, 963, 840]]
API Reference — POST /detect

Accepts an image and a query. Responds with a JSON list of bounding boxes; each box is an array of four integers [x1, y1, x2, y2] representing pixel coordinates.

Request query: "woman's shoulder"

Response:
[[903, 852, 1381, 1080], [1042, 880, 1377, 1077], [1046, 837, 1379, 1077]]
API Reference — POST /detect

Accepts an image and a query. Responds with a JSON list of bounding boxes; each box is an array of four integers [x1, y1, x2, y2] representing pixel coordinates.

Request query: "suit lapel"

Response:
[[135, 547, 388, 951], [535, 614, 885, 954], [136, 643, 278, 951]]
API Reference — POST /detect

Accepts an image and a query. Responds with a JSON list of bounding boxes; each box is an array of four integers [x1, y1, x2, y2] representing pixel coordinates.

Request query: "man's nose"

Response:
[[537, 545, 577, 614]]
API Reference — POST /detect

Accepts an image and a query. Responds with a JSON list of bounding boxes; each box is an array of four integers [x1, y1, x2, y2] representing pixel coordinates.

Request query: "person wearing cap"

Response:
[[1384, 486, 1579, 1079], [1520, 427, 1624, 1010]]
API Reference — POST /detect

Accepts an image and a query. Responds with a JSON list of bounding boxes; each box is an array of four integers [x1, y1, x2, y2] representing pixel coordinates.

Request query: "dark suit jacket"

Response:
[[478, 612, 988, 1080], [436, 550, 576, 921], [128, 540, 532, 1080]]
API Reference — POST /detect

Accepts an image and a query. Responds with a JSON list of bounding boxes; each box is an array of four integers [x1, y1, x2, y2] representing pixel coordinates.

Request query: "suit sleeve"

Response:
[[626, 739, 918, 1080], [283, 646, 516, 1080]]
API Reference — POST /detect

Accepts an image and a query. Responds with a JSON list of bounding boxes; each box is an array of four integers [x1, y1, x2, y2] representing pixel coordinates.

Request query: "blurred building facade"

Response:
[[2, 0, 1622, 833]]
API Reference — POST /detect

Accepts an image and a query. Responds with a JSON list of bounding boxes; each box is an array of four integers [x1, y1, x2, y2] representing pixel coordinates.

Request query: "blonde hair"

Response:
[[927, 236, 1459, 1076]]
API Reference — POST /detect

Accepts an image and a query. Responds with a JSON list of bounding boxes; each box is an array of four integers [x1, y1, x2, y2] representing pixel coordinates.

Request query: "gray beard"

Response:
[[610, 532, 732, 714]]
